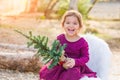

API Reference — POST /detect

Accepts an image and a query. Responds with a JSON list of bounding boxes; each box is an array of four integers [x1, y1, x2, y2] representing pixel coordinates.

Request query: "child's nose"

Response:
[[69, 23, 74, 27]]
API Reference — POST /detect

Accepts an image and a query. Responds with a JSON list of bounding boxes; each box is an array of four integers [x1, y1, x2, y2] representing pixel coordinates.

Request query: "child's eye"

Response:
[[66, 22, 70, 24], [74, 23, 78, 25]]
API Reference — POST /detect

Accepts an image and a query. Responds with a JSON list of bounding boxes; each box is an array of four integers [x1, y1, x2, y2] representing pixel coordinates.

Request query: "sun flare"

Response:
[[0, 0, 27, 16]]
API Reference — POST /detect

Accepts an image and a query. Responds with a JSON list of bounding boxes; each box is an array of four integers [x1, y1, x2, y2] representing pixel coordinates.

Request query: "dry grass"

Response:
[[0, 16, 120, 80], [0, 69, 39, 80]]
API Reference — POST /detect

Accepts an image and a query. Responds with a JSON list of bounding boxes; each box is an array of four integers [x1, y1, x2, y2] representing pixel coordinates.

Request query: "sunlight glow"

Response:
[[0, 0, 27, 16]]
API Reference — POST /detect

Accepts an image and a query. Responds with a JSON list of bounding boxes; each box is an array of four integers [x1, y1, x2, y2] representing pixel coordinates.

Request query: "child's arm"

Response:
[[63, 40, 89, 69], [74, 41, 89, 67]]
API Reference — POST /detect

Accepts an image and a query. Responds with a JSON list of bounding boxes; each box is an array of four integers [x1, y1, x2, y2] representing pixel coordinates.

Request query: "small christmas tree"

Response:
[[15, 30, 66, 69]]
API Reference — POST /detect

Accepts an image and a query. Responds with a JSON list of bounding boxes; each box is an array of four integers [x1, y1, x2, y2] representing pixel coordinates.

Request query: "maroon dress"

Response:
[[39, 34, 97, 80]]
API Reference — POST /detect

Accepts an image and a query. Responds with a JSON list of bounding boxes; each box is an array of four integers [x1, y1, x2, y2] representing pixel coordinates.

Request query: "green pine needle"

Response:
[[15, 30, 66, 69]]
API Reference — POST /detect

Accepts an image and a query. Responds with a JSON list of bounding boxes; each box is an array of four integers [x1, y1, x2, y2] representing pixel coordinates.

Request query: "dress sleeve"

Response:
[[74, 40, 89, 66], [56, 34, 64, 43], [57, 35, 60, 40]]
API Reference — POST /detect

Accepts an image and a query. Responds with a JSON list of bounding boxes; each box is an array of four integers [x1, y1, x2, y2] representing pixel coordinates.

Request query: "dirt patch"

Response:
[[0, 16, 120, 80], [0, 69, 39, 80]]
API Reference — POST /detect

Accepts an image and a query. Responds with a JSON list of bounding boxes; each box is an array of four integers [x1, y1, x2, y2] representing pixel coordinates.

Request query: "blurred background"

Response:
[[0, 0, 120, 80]]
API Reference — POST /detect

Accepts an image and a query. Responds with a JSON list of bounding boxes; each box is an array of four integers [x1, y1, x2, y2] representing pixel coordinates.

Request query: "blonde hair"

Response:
[[61, 10, 83, 28]]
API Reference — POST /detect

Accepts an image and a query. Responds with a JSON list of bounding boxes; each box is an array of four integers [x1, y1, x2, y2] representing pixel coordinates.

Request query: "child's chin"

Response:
[[67, 32, 74, 35], [67, 34, 74, 36]]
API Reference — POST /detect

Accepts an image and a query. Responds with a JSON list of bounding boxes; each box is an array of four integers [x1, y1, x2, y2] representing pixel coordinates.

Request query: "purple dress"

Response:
[[39, 34, 97, 80]]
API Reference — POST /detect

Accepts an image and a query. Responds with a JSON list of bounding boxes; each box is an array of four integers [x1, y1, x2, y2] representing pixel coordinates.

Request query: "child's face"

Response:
[[63, 15, 80, 37]]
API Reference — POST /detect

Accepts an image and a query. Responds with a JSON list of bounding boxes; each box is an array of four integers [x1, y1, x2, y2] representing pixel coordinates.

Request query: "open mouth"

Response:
[[67, 29, 75, 34], [68, 29, 75, 32]]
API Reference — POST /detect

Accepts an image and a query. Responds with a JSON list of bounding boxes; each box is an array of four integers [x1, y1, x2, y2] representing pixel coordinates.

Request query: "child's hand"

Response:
[[59, 51, 66, 62], [63, 58, 75, 69]]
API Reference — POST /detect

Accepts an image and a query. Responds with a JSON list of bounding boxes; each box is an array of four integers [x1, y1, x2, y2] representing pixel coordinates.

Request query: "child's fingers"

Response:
[[65, 58, 75, 68], [59, 51, 66, 61], [63, 63, 69, 69]]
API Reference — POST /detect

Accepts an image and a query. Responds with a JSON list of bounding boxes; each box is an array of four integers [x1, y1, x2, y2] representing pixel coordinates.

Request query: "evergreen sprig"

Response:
[[15, 30, 66, 69]]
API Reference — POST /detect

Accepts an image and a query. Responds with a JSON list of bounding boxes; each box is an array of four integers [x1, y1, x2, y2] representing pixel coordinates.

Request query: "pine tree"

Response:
[[15, 30, 66, 69]]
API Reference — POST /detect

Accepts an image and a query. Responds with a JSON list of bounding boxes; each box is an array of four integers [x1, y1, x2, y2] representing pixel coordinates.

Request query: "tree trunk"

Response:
[[69, 0, 78, 10], [0, 51, 42, 73], [45, 0, 59, 18], [25, 0, 38, 13], [87, 0, 99, 14]]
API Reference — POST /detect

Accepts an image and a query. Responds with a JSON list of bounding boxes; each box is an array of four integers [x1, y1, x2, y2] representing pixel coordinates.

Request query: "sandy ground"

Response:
[[89, 2, 120, 19], [0, 2, 120, 80]]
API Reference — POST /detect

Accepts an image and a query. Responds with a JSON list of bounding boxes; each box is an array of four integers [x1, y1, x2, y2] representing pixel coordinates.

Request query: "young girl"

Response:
[[39, 10, 100, 80]]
